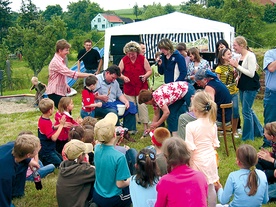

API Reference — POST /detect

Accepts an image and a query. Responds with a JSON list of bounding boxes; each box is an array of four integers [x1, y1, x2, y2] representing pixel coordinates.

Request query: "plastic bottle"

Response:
[[33, 167, 42, 190]]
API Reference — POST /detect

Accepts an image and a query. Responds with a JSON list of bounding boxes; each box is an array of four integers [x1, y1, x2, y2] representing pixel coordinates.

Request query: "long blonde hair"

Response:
[[191, 90, 217, 123]]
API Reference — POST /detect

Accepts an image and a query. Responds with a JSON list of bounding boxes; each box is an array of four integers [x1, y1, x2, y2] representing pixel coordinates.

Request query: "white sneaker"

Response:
[[233, 132, 239, 138], [237, 128, 242, 135]]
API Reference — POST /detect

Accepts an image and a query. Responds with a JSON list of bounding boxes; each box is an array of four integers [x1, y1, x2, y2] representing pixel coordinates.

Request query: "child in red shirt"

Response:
[[54, 97, 81, 153], [80, 75, 102, 118]]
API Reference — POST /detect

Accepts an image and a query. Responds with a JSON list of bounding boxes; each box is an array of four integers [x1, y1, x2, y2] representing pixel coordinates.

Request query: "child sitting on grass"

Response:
[[256, 121, 276, 184], [80, 75, 102, 118], [0, 134, 41, 207], [155, 137, 208, 207], [149, 127, 171, 176], [130, 148, 159, 207], [54, 97, 80, 153], [216, 144, 269, 206], [38, 98, 67, 167], [93, 112, 132, 207], [19, 130, 55, 182], [56, 139, 95, 207]]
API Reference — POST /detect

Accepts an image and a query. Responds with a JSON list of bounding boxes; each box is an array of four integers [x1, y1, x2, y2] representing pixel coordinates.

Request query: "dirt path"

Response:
[[0, 101, 37, 114]]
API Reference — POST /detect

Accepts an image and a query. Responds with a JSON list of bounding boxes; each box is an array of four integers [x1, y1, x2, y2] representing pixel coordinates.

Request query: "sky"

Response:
[[10, 0, 186, 12]]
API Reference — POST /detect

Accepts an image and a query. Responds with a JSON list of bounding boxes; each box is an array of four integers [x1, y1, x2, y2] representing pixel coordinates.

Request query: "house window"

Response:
[[102, 24, 105, 29], [111, 23, 113, 27], [94, 25, 97, 29], [98, 18, 101, 22]]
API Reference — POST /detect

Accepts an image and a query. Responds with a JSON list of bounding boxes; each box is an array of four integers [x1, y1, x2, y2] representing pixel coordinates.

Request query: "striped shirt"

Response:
[[46, 53, 78, 96]]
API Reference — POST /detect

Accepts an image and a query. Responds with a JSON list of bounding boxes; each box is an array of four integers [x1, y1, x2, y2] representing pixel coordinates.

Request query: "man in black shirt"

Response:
[[77, 39, 102, 75]]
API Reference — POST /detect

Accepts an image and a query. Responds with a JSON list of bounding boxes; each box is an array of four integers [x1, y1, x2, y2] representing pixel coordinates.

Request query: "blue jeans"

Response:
[[263, 89, 276, 146], [26, 161, 55, 181], [80, 109, 95, 119], [239, 90, 263, 141], [232, 92, 240, 119], [39, 151, 62, 168], [182, 83, 196, 112], [125, 148, 137, 175]]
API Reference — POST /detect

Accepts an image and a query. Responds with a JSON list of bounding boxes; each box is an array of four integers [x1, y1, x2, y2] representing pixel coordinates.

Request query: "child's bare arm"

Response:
[[116, 178, 130, 188]]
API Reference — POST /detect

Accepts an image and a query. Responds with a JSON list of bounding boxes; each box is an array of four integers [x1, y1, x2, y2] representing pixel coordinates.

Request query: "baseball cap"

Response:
[[64, 139, 93, 160], [94, 112, 118, 143]]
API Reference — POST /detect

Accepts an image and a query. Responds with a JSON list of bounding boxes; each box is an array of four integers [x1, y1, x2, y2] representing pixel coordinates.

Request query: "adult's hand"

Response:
[[150, 121, 159, 129], [124, 101, 130, 109]]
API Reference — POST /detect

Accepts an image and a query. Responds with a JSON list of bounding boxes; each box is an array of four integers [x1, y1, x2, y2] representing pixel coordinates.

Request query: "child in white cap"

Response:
[[93, 112, 132, 207]]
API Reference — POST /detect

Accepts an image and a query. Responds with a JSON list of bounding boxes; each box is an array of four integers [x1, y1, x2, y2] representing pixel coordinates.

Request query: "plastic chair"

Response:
[[217, 102, 236, 156]]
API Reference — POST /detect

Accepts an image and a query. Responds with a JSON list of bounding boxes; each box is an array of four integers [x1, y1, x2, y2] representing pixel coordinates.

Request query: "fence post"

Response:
[[0, 70, 3, 96]]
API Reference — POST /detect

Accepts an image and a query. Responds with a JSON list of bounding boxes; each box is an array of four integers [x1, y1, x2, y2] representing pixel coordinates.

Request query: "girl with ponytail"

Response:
[[216, 144, 269, 206], [185, 90, 220, 207]]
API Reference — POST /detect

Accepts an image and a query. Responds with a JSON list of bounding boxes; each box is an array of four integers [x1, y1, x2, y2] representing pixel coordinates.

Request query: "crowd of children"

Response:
[[1, 38, 276, 207], [1, 88, 274, 207]]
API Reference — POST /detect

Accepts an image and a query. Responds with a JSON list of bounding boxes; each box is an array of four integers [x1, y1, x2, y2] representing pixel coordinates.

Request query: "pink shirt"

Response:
[[155, 165, 208, 207], [152, 81, 188, 110], [46, 53, 78, 96], [185, 117, 220, 184]]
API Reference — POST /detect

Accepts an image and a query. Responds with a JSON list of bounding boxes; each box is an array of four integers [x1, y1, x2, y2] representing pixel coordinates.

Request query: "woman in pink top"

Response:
[[155, 137, 208, 207], [46, 39, 93, 108], [185, 91, 220, 207]]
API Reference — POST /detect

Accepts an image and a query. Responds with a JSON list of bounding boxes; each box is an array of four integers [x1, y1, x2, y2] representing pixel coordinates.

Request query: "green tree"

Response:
[[263, 4, 276, 23], [43, 5, 63, 21], [0, 0, 13, 42], [142, 3, 166, 19], [5, 16, 67, 75], [164, 3, 176, 14], [133, 3, 141, 18], [63, 0, 103, 33], [207, 0, 224, 8], [222, 0, 264, 45], [18, 0, 39, 28]]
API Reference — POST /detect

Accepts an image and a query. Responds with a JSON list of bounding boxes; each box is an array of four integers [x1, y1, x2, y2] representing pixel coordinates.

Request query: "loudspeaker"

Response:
[[110, 35, 140, 55]]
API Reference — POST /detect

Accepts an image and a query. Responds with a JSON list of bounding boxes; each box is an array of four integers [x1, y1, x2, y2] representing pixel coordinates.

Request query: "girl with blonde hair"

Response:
[[229, 36, 263, 141], [185, 90, 219, 207]]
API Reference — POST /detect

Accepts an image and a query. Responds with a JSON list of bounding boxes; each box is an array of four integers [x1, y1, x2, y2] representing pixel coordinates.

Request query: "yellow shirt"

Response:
[[215, 65, 238, 94]]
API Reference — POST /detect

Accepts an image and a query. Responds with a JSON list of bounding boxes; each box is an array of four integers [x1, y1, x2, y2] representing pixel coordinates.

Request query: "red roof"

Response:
[[252, 0, 275, 5], [102, 14, 123, 23]]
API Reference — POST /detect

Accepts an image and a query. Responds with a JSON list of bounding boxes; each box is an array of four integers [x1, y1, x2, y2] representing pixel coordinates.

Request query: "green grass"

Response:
[[1, 59, 275, 206]]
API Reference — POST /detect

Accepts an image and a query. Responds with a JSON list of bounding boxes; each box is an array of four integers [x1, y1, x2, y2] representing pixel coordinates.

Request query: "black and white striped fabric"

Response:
[[142, 32, 223, 60]]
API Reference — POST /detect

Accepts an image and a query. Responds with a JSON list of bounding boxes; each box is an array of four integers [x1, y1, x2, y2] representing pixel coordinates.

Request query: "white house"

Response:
[[91, 13, 124, 31]]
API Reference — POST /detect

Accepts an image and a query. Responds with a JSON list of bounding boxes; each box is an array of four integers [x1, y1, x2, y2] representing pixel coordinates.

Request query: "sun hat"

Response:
[[94, 112, 118, 143], [64, 139, 93, 160]]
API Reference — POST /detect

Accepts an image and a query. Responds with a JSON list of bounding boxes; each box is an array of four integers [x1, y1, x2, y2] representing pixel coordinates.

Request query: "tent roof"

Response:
[[105, 12, 233, 35], [104, 12, 235, 68]]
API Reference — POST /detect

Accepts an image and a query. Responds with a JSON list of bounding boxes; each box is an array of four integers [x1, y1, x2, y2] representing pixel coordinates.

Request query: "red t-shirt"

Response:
[[81, 87, 95, 112]]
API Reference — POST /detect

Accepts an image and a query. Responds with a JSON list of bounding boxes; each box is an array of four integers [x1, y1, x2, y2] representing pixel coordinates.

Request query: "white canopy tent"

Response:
[[103, 12, 235, 68]]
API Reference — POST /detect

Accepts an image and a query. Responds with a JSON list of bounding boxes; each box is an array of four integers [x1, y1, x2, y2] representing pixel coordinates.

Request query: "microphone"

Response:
[[155, 54, 162, 66]]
